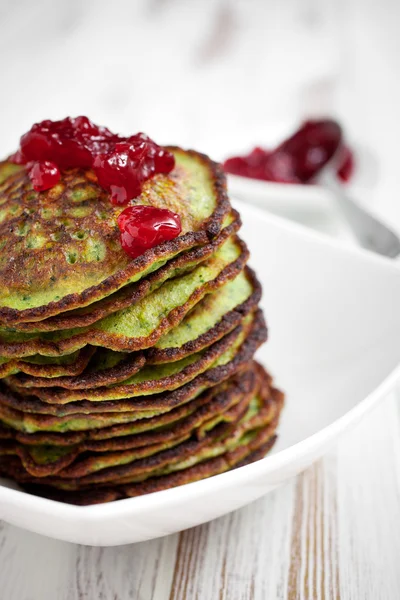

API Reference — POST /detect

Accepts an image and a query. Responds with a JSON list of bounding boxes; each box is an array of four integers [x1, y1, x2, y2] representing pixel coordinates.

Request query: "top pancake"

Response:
[[0, 148, 230, 323]]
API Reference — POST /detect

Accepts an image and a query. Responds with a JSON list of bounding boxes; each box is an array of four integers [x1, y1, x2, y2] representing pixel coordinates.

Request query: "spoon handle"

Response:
[[320, 172, 400, 258]]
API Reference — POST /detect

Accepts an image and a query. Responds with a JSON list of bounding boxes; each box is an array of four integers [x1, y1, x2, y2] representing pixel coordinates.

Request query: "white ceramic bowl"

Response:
[[1, 200, 400, 546]]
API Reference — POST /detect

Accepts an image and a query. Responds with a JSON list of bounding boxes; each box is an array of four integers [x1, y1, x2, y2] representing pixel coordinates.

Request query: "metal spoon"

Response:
[[318, 150, 400, 258]]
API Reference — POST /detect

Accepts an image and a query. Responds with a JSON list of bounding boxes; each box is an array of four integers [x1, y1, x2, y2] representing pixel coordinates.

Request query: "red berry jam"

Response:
[[336, 146, 354, 182], [117, 205, 182, 259], [10, 117, 180, 258], [17, 116, 118, 169], [12, 116, 175, 203], [93, 136, 175, 206], [28, 161, 60, 191], [223, 119, 354, 185]]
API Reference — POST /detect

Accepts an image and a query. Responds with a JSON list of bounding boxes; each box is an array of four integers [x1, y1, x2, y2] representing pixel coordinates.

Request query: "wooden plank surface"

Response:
[[1, 0, 400, 598], [1, 395, 400, 599]]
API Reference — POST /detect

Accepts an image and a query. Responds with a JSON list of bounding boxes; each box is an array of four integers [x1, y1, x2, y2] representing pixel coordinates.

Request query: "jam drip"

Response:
[[11, 117, 180, 258], [223, 119, 354, 184], [118, 206, 182, 259]]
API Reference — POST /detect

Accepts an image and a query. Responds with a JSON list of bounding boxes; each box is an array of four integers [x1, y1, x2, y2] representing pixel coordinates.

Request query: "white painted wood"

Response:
[[170, 480, 296, 599], [1, 0, 400, 597], [2, 398, 400, 600], [0, 523, 179, 600], [336, 395, 400, 599]]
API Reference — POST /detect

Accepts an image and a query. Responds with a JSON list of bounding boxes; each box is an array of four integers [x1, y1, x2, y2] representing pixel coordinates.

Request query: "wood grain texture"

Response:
[[336, 395, 400, 600], [0, 524, 179, 600], [2, 397, 400, 600], [170, 480, 295, 599], [288, 460, 339, 600]]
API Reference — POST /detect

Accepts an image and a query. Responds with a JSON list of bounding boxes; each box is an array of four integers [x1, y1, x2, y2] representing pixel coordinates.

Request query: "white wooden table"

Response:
[[1, 1, 400, 598], [2, 395, 400, 599]]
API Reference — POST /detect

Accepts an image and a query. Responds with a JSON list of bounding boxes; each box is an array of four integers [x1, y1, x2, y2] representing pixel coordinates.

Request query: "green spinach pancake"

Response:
[[0, 122, 284, 504]]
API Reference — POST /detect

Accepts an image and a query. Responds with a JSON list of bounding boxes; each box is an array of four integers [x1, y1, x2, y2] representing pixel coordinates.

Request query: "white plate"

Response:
[[1, 201, 400, 546]]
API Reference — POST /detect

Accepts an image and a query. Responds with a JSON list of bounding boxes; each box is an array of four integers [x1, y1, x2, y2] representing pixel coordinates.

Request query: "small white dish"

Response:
[[224, 143, 378, 221], [1, 200, 400, 546]]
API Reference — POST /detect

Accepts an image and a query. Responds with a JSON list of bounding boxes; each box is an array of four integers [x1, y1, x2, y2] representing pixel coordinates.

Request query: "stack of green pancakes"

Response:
[[0, 148, 283, 504]]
